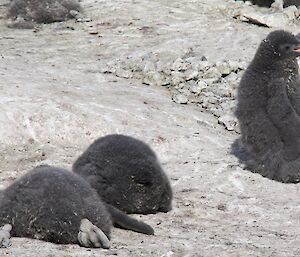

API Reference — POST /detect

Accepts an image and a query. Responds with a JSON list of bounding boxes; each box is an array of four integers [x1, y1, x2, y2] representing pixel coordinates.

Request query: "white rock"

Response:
[[218, 114, 238, 131], [171, 58, 189, 71], [196, 80, 208, 91], [184, 69, 199, 80], [216, 61, 232, 75], [172, 94, 188, 104], [143, 60, 156, 73], [115, 68, 132, 79], [240, 7, 290, 27], [143, 71, 169, 86], [283, 5, 299, 20], [171, 71, 186, 85], [203, 67, 221, 79], [197, 61, 211, 72]]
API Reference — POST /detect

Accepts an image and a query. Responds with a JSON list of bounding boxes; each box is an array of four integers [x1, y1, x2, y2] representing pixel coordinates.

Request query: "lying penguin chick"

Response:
[[241, 0, 300, 7], [247, 0, 275, 7], [7, 0, 82, 24], [235, 30, 300, 183], [73, 134, 173, 214], [283, 0, 300, 7], [0, 166, 154, 248]]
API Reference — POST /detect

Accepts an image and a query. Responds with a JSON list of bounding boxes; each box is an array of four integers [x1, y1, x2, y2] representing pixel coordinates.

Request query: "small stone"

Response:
[[216, 61, 232, 75], [218, 114, 238, 131], [184, 69, 199, 80], [178, 87, 190, 95], [188, 94, 202, 103], [76, 17, 92, 22], [203, 78, 220, 86], [203, 67, 222, 79], [210, 105, 223, 117], [186, 56, 207, 66], [172, 94, 188, 104], [184, 202, 191, 206], [174, 83, 186, 90], [210, 81, 231, 97], [143, 60, 156, 73], [115, 69, 132, 79], [283, 5, 299, 20], [197, 61, 211, 72], [69, 10, 80, 18], [143, 71, 165, 86], [195, 80, 208, 92], [217, 203, 227, 211], [190, 85, 202, 94], [201, 92, 218, 107], [208, 96, 218, 104], [234, 124, 241, 134], [171, 58, 189, 71], [228, 60, 243, 71], [72, 10, 92, 22], [171, 71, 186, 85], [226, 73, 241, 89]]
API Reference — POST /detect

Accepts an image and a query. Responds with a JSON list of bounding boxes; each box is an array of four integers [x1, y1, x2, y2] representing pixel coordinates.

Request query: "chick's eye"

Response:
[[282, 45, 291, 51]]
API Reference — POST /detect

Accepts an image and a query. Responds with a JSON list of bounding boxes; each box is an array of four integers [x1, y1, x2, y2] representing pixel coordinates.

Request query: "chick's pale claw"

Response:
[[78, 219, 110, 249], [0, 224, 12, 248]]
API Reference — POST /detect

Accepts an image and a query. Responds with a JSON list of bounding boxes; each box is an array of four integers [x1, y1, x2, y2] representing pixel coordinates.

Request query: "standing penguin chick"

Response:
[[234, 30, 300, 183], [7, 0, 82, 24], [73, 134, 173, 214], [0, 165, 154, 248]]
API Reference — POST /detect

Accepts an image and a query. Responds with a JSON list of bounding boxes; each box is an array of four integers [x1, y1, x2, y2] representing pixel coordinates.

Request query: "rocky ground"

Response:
[[1, 0, 300, 256]]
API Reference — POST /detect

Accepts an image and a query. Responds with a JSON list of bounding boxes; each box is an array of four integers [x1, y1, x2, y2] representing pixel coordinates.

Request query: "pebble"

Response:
[[172, 94, 189, 104], [218, 114, 238, 131]]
